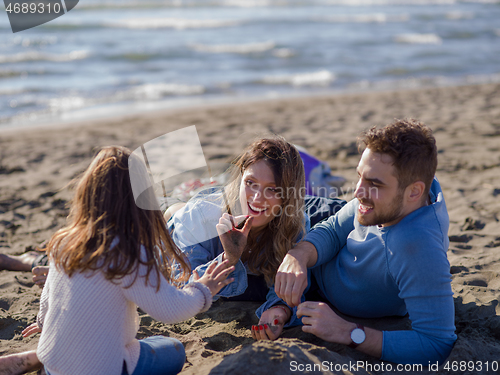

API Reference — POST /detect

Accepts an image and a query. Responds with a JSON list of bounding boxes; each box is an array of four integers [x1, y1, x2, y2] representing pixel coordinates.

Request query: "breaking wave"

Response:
[[260, 70, 335, 86]]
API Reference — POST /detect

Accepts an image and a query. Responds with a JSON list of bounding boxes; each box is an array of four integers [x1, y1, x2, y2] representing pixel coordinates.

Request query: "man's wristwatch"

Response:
[[348, 324, 366, 349]]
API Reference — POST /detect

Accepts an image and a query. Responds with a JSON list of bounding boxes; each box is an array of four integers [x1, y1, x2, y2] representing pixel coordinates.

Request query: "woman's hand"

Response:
[[32, 266, 49, 289], [251, 305, 291, 341], [22, 323, 42, 338], [216, 214, 253, 267], [193, 260, 235, 297]]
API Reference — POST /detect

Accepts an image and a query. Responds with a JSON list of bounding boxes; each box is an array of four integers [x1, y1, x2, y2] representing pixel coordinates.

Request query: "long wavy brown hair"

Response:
[[47, 146, 190, 289], [224, 136, 306, 286]]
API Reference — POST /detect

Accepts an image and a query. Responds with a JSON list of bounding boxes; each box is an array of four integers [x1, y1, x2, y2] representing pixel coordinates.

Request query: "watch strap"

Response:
[[348, 324, 365, 349]]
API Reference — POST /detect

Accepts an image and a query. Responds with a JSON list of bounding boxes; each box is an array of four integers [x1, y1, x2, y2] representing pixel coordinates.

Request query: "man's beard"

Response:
[[357, 189, 405, 227]]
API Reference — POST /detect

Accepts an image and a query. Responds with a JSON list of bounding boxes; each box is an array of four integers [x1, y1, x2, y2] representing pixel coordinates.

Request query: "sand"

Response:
[[1, 83, 500, 374]]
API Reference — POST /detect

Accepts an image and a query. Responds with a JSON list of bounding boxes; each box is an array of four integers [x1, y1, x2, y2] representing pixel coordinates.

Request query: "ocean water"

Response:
[[1, 0, 499, 128]]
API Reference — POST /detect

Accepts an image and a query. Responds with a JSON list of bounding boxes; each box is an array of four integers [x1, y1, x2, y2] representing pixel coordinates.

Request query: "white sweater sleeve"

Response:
[[120, 266, 212, 323], [36, 264, 52, 330]]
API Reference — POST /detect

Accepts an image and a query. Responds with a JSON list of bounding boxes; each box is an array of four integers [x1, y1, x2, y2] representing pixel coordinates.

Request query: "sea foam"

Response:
[[48, 96, 88, 112], [445, 11, 474, 20], [106, 18, 241, 30], [190, 41, 275, 54], [0, 50, 90, 64], [129, 83, 205, 99], [261, 70, 335, 86], [395, 33, 442, 44], [320, 13, 409, 23]]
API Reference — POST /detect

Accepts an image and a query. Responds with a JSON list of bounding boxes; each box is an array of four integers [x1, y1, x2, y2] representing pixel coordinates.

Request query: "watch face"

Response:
[[351, 328, 366, 344]]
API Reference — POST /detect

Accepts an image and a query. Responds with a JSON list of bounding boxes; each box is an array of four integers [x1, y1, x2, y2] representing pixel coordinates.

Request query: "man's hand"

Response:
[[297, 301, 383, 358], [274, 242, 317, 307], [251, 305, 291, 341], [297, 301, 354, 344], [217, 214, 253, 267]]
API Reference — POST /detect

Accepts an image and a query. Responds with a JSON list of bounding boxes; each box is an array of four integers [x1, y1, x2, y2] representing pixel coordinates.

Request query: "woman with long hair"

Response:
[[168, 136, 345, 341], [0, 146, 233, 375]]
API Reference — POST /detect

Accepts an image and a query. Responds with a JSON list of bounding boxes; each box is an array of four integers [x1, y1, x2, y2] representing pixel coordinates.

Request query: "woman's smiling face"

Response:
[[239, 159, 283, 229]]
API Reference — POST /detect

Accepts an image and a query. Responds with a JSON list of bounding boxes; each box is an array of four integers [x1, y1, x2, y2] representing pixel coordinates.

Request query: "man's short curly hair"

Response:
[[358, 119, 437, 198]]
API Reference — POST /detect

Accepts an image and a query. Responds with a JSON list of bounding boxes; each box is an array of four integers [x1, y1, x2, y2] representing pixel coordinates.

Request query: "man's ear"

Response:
[[407, 181, 426, 203]]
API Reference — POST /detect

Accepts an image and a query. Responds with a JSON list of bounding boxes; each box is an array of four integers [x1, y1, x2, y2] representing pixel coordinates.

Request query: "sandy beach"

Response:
[[1, 83, 500, 374]]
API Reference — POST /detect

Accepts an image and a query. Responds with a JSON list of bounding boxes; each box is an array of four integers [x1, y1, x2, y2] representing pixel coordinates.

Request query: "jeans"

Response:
[[123, 336, 186, 375], [44, 336, 185, 375]]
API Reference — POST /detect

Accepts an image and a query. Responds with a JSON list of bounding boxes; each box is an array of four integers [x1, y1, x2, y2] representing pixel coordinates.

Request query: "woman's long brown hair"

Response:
[[47, 146, 190, 289], [224, 136, 306, 286]]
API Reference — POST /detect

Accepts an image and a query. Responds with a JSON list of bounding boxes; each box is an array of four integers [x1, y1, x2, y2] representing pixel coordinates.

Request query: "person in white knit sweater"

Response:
[[0, 146, 234, 375]]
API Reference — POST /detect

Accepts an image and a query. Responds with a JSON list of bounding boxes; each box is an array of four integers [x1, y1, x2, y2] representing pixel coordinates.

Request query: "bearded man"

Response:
[[254, 119, 456, 366]]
